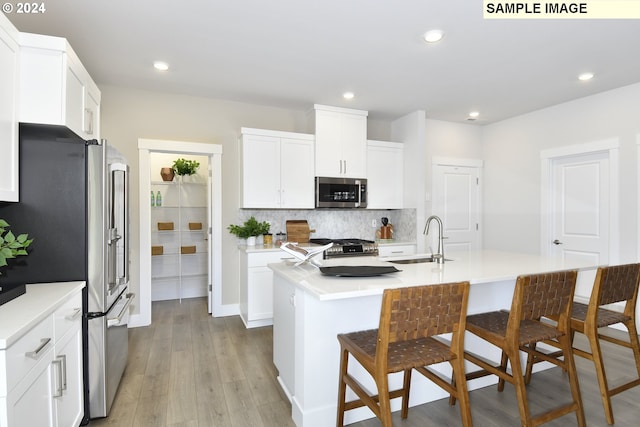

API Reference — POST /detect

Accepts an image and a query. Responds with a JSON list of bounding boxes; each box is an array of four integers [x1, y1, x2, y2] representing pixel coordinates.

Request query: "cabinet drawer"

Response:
[[247, 251, 288, 268], [378, 244, 417, 257], [53, 291, 82, 341], [4, 314, 54, 394]]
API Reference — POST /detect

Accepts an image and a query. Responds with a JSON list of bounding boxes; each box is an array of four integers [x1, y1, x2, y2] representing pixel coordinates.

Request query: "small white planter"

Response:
[[246, 236, 257, 246]]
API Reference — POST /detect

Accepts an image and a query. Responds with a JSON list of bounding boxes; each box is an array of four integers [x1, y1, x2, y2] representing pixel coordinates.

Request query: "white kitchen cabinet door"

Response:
[[240, 251, 284, 328], [241, 133, 281, 208], [280, 138, 314, 208], [314, 109, 343, 177], [340, 113, 367, 178], [366, 140, 404, 209], [53, 325, 83, 427], [314, 106, 367, 178], [0, 14, 19, 202], [241, 128, 314, 209], [19, 33, 101, 140], [247, 267, 274, 323], [6, 350, 55, 427]]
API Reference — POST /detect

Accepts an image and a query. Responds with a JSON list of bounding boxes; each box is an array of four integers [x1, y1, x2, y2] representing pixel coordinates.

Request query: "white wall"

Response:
[[482, 82, 640, 260], [427, 118, 484, 160], [392, 111, 427, 251]]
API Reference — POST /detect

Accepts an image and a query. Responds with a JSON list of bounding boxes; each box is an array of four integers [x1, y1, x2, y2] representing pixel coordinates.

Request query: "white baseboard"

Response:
[[213, 303, 240, 318]]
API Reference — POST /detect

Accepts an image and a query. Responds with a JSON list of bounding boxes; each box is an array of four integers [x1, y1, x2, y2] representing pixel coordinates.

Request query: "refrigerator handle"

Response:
[[109, 162, 130, 287], [107, 293, 135, 327]]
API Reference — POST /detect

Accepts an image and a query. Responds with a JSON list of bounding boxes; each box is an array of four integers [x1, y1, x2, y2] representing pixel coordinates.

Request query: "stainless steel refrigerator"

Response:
[[0, 124, 133, 423], [86, 139, 134, 419]]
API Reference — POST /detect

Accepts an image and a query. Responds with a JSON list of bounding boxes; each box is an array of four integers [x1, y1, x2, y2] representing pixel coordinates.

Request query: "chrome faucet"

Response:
[[424, 215, 445, 264]]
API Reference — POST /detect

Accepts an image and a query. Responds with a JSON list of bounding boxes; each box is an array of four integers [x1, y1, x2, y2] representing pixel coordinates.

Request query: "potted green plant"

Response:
[[0, 219, 33, 273], [227, 216, 270, 245], [172, 158, 200, 176]]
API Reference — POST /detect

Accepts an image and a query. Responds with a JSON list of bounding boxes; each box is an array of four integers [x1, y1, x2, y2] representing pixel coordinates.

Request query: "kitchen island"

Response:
[[270, 250, 598, 427]]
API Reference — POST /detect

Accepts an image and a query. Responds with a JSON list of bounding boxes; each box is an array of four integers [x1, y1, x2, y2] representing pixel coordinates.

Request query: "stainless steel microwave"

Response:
[[315, 177, 367, 208]]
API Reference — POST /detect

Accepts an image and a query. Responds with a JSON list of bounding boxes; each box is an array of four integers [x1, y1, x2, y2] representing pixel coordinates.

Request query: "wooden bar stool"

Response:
[[525, 263, 640, 425], [336, 282, 472, 427], [452, 270, 585, 427]]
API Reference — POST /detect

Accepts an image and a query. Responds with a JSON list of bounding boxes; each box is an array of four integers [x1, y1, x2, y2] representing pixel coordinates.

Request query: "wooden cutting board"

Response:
[[286, 220, 310, 243]]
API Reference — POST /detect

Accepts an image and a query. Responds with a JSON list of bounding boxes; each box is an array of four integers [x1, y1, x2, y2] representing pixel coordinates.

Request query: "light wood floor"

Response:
[[90, 297, 640, 426]]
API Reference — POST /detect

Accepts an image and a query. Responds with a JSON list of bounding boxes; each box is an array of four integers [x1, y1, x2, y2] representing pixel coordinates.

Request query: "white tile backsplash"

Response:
[[233, 208, 416, 242]]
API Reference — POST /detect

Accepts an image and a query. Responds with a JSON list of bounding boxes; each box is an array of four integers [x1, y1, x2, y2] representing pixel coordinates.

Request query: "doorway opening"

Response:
[[150, 152, 209, 302], [138, 139, 222, 327]]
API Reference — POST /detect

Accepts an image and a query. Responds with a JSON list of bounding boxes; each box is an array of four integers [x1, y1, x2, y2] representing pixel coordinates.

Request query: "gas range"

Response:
[[309, 238, 378, 258]]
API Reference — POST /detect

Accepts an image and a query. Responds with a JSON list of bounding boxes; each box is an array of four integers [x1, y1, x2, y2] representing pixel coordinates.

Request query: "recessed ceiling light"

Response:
[[469, 111, 480, 118], [343, 92, 355, 100], [423, 30, 444, 43], [578, 72, 594, 81], [153, 61, 169, 71]]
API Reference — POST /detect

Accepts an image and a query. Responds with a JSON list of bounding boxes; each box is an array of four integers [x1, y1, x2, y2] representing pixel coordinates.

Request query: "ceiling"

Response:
[[7, 0, 640, 124]]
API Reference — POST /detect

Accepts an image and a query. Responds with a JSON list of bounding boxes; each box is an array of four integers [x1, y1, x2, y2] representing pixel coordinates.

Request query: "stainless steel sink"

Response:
[[387, 257, 452, 264]]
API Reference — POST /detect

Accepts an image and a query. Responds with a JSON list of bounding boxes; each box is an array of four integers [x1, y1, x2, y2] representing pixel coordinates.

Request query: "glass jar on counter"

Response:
[[275, 232, 286, 246]]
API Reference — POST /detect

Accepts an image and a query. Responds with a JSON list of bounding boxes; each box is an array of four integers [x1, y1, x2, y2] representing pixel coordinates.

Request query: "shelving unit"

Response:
[[151, 178, 208, 301]]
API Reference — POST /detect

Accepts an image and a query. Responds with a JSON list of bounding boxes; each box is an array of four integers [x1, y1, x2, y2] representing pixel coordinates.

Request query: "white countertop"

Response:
[[269, 250, 598, 301], [0, 281, 85, 349]]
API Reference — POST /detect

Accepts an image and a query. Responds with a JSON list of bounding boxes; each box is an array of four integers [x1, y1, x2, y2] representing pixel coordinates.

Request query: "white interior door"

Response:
[[432, 163, 481, 252], [550, 151, 609, 265]]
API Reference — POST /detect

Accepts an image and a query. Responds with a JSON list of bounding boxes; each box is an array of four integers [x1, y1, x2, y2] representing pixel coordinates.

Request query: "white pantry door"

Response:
[[432, 163, 481, 252], [550, 151, 609, 265]]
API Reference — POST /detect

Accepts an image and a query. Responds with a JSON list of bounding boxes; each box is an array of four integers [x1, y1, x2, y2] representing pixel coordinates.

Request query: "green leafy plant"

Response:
[[227, 216, 270, 238], [0, 219, 33, 273], [172, 158, 200, 176]]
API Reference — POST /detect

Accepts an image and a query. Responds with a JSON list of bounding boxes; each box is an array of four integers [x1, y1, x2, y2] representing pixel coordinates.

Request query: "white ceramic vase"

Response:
[[246, 236, 257, 246]]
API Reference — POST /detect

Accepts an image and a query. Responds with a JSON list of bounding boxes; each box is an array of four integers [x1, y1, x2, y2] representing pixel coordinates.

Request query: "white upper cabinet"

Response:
[[366, 140, 404, 209], [312, 104, 367, 178], [241, 128, 315, 209], [19, 33, 101, 140], [0, 14, 19, 202]]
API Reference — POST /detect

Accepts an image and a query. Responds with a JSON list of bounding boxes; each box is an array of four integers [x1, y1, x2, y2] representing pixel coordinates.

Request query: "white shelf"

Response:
[[150, 179, 208, 302]]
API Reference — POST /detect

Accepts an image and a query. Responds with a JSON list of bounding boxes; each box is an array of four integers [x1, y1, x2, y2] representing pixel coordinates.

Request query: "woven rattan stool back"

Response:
[[384, 282, 467, 344]]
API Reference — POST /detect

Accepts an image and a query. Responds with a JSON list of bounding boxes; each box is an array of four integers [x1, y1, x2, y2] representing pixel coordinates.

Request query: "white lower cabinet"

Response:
[[0, 283, 84, 427], [239, 250, 286, 328]]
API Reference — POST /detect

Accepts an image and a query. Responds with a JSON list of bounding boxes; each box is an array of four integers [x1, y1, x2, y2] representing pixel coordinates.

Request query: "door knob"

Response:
[[553, 239, 563, 245]]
